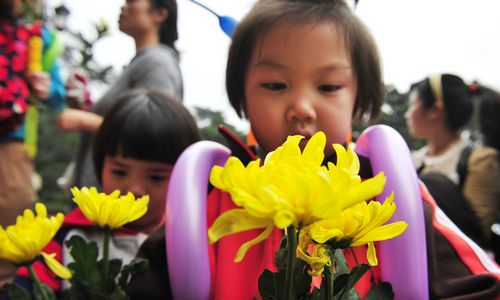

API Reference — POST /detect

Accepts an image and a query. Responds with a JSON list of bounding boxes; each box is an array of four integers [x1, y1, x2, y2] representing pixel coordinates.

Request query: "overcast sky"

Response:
[[47, 0, 500, 131]]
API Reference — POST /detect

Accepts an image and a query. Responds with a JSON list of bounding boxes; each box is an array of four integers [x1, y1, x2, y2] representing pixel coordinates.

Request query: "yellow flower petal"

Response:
[[366, 242, 378, 266], [234, 225, 274, 262], [70, 187, 149, 230], [351, 221, 408, 246], [41, 252, 72, 279], [208, 209, 271, 244], [342, 172, 386, 210], [302, 131, 325, 165], [308, 219, 346, 244], [207, 131, 407, 264], [0, 203, 64, 265]]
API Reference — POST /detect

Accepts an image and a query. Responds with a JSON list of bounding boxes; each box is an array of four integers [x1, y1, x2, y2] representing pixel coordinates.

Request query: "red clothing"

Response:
[[207, 188, 282, 299], [206, 183, 500, 300]]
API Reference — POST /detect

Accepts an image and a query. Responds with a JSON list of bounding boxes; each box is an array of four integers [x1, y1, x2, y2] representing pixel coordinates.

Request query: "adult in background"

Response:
[[405, 74, 490, 247], [463, 84, 500, 251], [0, 0, 66, 227], [0, 0, 66, 287], [57, 0, 183, 188], [405, 73, 474, 184]]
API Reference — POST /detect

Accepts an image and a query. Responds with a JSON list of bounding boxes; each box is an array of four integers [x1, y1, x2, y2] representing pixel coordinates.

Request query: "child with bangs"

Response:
[[2, 89, 200, 298]]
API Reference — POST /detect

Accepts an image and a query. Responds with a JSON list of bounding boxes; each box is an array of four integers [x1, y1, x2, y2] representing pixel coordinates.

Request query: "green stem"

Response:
[[284, 226, 297, 300], [326, 252, 336, 300], [102, 227, 111, 292], [28, 264, 49, 300]]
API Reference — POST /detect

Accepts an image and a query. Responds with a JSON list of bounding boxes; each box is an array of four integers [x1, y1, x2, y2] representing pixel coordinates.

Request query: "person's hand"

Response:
[[65, 71, 88, 109], [26, 72, 50, 100], [56, 108, 103, 133]]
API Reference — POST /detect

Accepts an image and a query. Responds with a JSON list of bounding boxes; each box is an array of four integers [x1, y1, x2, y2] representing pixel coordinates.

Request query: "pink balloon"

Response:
[[166, 141, 231, 300], [356, 125, 429, 300]]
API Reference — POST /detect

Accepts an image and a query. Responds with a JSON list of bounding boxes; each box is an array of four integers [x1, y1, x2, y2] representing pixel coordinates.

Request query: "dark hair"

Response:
[[476, 85, 500, 152], [0, 0, 15, 19], [150, 0, 178, 50], [226, 0, 383, 121], [409, 74, 473, 133], [93, 89, 200, 183]]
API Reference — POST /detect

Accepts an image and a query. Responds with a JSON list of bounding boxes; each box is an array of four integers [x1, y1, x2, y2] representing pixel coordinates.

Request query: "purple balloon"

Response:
[[166, 141, 231, 300], [356, 125, 429, 300]]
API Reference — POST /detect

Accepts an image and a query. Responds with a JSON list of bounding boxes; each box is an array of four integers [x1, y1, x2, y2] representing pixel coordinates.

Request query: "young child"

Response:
[[12, 89, 200, 295], [130, 1, 499, 298], [206, 0, 500, 299]]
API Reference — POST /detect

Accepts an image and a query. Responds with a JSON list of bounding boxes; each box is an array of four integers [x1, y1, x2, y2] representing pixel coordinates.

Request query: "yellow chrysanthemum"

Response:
[[0, 203, 72, 279], [208, 131, 387, 262], [297, 230, 331, 276], [71, 187, 149, 230], [306, 193, 408, 266]]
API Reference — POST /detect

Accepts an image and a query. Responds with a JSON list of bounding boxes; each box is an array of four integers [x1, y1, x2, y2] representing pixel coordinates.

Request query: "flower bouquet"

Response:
[[0, 187, 150, 300], [208, 131, 408, 299]]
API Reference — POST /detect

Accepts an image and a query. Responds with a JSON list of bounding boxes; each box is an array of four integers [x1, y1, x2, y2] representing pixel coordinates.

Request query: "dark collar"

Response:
[[218, 125, 373, 178], [323, 152, 373, 179]]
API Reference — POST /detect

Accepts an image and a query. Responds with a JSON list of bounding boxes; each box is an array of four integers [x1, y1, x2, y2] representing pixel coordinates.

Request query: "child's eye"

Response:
[[318, 84, 341, 93], [150, 175, 168, 182], [111, 169, 127, 177], [261, 82, 287, 91]]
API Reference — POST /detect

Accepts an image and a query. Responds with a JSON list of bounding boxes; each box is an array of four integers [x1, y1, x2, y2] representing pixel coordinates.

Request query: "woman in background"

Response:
[[57, 0, 183, 188]]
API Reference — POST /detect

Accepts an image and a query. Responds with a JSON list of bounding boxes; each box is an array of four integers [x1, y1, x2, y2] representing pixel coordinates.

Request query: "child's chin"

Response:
[[298, 138, 309, 151]]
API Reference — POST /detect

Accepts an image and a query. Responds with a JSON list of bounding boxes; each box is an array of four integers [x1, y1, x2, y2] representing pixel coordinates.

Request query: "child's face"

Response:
[[245, 21, 357, 157], [101, 154, 173, 233], [405, 90, 436, 139]]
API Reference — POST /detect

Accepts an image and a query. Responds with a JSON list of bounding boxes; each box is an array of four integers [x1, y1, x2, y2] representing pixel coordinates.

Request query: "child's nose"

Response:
[[404, 108, 412, 120], [127, 182, 147, 198], [286, 95, 316, 123]]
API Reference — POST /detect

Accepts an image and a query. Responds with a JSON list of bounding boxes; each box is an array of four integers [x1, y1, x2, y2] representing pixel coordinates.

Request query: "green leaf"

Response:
[[258, 269, 286, 300], [334, 249, 349, 277], [118, 258, 150, 289], [92, 258, 122, 294], [344, 264, 371, 293], [342, 288, 361, 300], [365, 281, 394, 300], [274, 236, 288, 271], [107, 286, 128, 300], [5, 282, 33, 300], [107, 259, 123, 279], [309, 285, 326, 300], [294, 257, 312, 298], [65, 235, 102, 291], [332, 274, 349, 297], [37, 283, 56, 300], [335, 264, 371, 300]]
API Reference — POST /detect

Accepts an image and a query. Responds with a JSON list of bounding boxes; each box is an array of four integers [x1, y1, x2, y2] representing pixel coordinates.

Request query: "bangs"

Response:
[[94, 90, 201, 183]]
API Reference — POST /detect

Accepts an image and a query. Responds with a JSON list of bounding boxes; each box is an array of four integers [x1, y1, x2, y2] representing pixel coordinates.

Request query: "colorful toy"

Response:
[[356, 125, 429, 300], [25, 28, 65, 158], [189, 0, 237, 37]]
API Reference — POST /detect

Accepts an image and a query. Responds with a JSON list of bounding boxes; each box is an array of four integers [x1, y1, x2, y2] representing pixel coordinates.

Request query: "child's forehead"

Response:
[[105, 155, 173, 171], [259, 19, 342, 42], [250, 20, 351, 67]]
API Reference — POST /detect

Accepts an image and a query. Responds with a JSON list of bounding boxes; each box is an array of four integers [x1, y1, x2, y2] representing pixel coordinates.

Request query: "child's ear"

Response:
[[428, 100, 444, 120], [153, 8, 168, 25]]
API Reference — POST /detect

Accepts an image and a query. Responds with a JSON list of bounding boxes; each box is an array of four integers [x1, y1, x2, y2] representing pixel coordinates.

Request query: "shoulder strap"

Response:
[[457, 144, 475, 189]]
